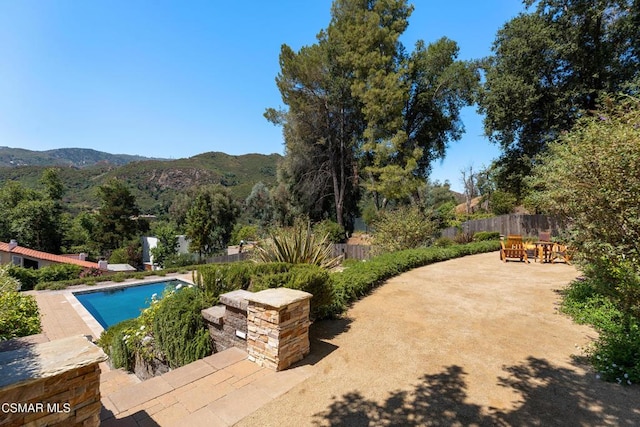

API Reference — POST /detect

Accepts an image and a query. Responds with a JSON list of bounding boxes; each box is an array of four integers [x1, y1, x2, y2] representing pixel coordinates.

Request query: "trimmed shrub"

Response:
[[5, 265, 39, 291], [34, 263, 205, 290], [195, 262, 290, 304], [433, 237, 455, 247], [37, 264, 82, 283], [196, 262, 332, 318], [473, 231, 501, 241], [329, 240, 501, 317], [152, 287, 211, 369], [250, 264, 333, 319], [7, 264, 84, 291]]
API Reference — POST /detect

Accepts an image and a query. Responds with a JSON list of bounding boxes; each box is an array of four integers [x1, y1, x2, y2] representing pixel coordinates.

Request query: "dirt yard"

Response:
[[237, 251, 640, 426]]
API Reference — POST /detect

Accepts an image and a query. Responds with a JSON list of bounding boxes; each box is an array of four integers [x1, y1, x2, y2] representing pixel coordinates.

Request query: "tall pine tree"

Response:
[[268, 0, 478, 224]]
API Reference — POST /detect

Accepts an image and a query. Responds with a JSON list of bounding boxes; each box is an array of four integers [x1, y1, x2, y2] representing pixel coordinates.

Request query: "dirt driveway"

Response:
[[238, 251, 640, 426]]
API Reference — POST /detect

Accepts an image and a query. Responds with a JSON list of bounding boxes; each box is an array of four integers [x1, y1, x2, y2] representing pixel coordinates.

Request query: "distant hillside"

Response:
[[0, 150, 281, 215], [0, 146, 157, 168]]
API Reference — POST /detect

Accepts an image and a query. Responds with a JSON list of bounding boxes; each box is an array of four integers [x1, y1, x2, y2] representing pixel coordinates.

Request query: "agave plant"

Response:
[[256, 222, 342, 269]]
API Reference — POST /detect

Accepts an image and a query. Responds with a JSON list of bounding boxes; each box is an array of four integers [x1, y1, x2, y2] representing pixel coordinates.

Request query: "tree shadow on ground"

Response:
[[100, 407, 161, 426], [313, 358, 640, 427], [494, 356, 640, 426], [313, 365, 492, 426]]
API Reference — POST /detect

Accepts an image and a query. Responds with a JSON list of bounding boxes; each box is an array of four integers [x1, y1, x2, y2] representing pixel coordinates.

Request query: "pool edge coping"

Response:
[[60, 273, 195, 339]]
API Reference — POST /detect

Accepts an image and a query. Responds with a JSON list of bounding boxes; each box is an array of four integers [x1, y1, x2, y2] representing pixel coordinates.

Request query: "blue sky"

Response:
[[0, 1, 526, 192]]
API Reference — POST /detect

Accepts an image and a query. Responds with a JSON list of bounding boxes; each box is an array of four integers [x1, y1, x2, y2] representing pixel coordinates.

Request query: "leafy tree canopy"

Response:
[[244, 182, 274, 229], [185, 185, 240, 257], [527, 94, 640, 266], [150, 223, 179, 268], [268, 0, 479, 226], [480, 0, 640, 197], [0, 174, 64, 253], [94, 178, 148, 254]]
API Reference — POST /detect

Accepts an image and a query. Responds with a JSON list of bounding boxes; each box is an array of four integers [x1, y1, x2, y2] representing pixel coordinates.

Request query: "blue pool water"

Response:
[[74, 280, 186, 329]]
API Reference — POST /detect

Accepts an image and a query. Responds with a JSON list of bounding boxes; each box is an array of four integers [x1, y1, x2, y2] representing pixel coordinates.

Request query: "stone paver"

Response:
[[32, 292, 94, 341], [202, 346, 248, 369], [181, 406, 228, 427], [206, 383, 275, 426], [161, 359, 215, 389], [108, 376, 175, 413]]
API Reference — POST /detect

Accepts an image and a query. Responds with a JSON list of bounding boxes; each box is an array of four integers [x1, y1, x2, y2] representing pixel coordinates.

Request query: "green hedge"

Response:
[[34, 265, 199, 290], [250, 264, 333, 319], [196, 262, 333, 319], [329, 240, 501, 316], [96, 240, 500, 377], [194, 262, 289, 302], [6, 264, 82, 291]]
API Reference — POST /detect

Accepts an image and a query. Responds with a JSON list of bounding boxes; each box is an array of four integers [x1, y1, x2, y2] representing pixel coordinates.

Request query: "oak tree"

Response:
[[480, 0, 640, 197]]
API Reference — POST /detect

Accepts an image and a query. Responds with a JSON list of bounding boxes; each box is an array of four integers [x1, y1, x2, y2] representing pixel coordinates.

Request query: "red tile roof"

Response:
[[0, 242, 99, 269]]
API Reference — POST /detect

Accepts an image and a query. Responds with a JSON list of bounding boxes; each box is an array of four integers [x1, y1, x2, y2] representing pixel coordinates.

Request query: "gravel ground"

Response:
[[237, 251, 640, 427]]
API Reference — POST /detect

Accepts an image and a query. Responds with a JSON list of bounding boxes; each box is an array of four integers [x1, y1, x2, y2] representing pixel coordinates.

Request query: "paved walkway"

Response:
[[31, 273, 313, 426]]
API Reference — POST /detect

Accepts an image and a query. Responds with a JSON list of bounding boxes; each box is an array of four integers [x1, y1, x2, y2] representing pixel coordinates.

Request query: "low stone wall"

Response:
[[202, 288, 312, 371], [0, 335, 107, 427], [246, 288, 312, 371], [202, 290, 252, 353]]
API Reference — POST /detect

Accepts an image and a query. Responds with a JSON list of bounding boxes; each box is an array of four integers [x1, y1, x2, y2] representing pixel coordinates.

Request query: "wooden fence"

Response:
[[204, 244, 373, 264], [440, 214, 563, 239], [204, 252, 251, 264], [332, 244, 372, 260]]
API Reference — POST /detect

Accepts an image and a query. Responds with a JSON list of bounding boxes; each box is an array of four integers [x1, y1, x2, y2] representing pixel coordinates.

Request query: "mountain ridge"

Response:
[[0, 146, 163, 168], [0, 147, 282, 216]]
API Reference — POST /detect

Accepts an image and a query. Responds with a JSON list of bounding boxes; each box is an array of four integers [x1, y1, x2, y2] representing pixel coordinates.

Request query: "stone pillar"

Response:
[[0, 335, 108, 427], [245, 288, 312, 371]]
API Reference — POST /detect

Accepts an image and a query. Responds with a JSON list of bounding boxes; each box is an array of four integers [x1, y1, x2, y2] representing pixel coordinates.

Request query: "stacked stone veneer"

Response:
[[0, 335, 107, 427], [201, 288, 312, 371], [245, 288, 312, 371], [202, 290, 252, 353]]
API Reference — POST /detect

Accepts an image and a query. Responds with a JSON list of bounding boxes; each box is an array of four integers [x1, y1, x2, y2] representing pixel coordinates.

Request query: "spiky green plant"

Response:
[[256, 222, 342, 269]]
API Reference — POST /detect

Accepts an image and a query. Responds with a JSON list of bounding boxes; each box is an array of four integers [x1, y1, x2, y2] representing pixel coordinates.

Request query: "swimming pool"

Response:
[[74, 280, 188, 330]]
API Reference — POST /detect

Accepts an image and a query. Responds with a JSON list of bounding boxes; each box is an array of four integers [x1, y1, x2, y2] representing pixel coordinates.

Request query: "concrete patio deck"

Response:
[[30, 274, 314, 426]]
